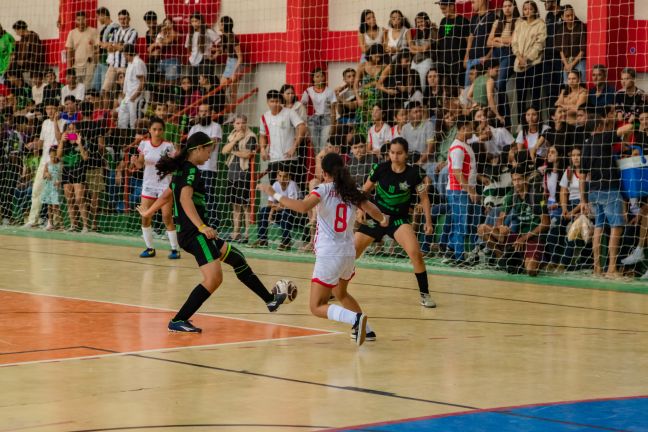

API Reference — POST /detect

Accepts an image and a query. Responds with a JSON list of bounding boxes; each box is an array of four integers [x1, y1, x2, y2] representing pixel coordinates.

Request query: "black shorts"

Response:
[[228, 178, 251, 205], [62, 166, 86, 185], [357, 216, 410, 241], [180, 234, 225, 267]]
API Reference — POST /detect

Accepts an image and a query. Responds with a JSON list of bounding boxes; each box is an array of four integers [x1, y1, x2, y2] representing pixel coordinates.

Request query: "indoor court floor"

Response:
[[0, 233, 647, 431]]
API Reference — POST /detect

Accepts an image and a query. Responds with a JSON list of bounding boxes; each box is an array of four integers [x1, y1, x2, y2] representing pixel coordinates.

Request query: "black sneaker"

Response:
[[350, 327, 377, 341], [266, 292, 287, 312], [168, 319, 202, 333], [353, 313, 368, 346]]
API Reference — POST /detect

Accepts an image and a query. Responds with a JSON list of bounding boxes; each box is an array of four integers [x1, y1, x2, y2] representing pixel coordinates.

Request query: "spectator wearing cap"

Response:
[[66, 11, 98, 89], [463, 0, 496, 88], [11, 20, 45, 78], [579, 111, 625, 277], [102, 9, 138, 94], [61, 69, 86, 103], [93, 7, 119, 91], [0, 24, 15, 84], [118, 44, 146, 129], [435, 0, 470, 95]]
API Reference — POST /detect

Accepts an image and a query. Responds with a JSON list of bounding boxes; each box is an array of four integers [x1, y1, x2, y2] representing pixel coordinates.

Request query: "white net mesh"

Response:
[[1, 0, 647, 280]]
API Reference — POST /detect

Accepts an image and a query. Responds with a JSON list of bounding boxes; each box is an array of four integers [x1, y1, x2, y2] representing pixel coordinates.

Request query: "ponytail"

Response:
[[322, 153, 369, 206], [156, 146, 189, 180]]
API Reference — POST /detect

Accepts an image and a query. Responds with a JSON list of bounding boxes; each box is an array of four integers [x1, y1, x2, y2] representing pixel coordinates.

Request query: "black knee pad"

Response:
[[222, 245, 253, 280]]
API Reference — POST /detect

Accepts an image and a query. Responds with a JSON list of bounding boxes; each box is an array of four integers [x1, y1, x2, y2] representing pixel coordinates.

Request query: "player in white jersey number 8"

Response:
[[259, 153, 389, 346]]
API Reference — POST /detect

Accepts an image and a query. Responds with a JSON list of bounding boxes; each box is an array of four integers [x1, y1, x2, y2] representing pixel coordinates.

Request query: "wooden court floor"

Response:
[[0, 234, 647, 432]]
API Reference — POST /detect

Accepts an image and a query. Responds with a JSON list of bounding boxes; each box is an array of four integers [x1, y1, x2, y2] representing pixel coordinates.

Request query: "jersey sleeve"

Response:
[[368, 162, 385, 183], [326, 88, 337, 104], [448, 147, 465, 168], [137, 141, 145, 154], [289, 108, 305, 127]]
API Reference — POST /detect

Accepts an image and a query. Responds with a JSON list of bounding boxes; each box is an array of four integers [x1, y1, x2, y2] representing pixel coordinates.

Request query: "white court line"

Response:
[[0, 288, 344, 368], [0, 332, 340, 368]]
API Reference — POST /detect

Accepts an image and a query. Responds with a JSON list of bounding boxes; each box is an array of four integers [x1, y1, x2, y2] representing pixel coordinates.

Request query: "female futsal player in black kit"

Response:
[[139, 132, 286, 332]]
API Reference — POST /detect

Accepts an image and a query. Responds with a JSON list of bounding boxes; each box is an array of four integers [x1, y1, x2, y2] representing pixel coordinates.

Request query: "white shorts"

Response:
[[141, 182, 169, 200], [312, 255, 356, 288]]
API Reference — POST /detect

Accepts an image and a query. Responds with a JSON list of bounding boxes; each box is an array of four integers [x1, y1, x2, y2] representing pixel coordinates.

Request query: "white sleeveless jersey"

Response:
[[312, 182, 357, 257], [137, 140, 175, 187]]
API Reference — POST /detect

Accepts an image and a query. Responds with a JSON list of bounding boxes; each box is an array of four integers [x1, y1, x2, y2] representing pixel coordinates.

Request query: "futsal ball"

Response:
[[272, 279, 298, 304]]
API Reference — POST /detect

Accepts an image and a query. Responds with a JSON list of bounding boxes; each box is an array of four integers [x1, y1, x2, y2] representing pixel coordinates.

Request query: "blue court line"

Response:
[[329, 396, 648, 432]]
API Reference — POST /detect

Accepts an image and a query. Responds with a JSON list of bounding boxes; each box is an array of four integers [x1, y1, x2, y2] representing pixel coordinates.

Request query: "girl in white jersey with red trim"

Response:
[[259, 153, 389, 346], [130, 117, 181, 259]]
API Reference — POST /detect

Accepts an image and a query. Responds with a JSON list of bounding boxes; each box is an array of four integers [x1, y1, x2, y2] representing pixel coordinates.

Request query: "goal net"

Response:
[[1, 0, 647, 280]]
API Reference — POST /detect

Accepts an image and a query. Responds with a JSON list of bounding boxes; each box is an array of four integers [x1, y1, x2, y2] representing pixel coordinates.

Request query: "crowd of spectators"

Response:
[[0, 0, 647, 280]]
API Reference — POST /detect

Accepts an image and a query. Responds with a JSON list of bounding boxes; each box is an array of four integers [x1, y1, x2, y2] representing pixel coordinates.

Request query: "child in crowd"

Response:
[[41, 146, 61, 230]]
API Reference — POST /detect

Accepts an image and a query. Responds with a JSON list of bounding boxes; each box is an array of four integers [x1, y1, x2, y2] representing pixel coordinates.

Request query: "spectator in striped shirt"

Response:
[[101, 9, 137, 95]]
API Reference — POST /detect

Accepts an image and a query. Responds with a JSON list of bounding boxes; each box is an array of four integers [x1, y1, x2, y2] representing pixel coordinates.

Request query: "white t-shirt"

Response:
[[269, 180, 300, 203], [402, 120, 435, 155], [189, 122, 223, 172], [137, 140, 175, 187], [545, 170, 560, 202], [311, 182, 356, 257], [260, 108, 304, 162], [301, 86, 336, 116], [516, 125, 550, 155], [32, 84, 46, 106], [484, 126, 515, 155], [39, 119, 66, 164], [559, 169, 581, 202], [61, 84, 86, 103], [185, 29, 218, 66], [368, 123, 391, 152], [124, 56, 146, 99]]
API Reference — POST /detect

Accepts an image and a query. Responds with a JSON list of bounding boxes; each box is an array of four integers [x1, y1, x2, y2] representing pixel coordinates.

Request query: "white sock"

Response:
[[167, 230, 179, 250], [326, 304, 358, 325], [142, 226, 154, 249]]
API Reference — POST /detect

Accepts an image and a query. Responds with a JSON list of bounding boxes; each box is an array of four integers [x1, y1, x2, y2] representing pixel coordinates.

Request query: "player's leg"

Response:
[[312, 256, 368, 345], [161, 198, 180, 259], [334, 264, 377, 341], [354, 231, 377, 259], [169, 236, 223, 333], [218, 240, 287, 311], [139, 196, 156, 257], [393, 223, 436, 308]]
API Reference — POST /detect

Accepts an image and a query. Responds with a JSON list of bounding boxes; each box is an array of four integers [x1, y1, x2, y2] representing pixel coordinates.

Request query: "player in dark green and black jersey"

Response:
[[354, 137, 437, 308], [139, 132, 286, 333]]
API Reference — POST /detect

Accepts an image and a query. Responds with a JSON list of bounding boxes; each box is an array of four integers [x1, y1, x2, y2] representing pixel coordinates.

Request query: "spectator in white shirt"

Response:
[[61, 69, 86, 103], [301, 68, 337, 153], [252, 165, 301, 250], [117, 44, 146, 129], [188, 103, 223, 228], [401, 101, 436, 166], [185, 12, 217, 75], [259, 89, 306, 183]]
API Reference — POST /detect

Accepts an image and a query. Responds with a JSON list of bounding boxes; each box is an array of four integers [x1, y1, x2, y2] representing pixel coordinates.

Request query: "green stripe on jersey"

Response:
[[197, 235, 215, 263]]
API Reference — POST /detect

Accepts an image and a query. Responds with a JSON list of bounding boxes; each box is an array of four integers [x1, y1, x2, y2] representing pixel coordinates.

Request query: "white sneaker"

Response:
[[420, 293, 437, 308], [621, 247, 644, 266], [2, 218, 9, 226], [640, 269, 648, 280], [80, 227, 89, 234]]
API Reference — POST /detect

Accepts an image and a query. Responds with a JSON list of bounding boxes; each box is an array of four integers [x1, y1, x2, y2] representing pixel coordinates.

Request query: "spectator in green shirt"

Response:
[[0, 24, 15, 83]]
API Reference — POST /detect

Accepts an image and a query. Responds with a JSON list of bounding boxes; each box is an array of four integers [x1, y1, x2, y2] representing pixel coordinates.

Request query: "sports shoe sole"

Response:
[[355, 314, 367, 346]]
